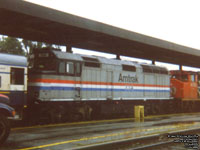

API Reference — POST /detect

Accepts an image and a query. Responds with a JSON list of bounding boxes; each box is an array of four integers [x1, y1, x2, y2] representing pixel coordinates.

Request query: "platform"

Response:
[[2, 113, 200, 150]]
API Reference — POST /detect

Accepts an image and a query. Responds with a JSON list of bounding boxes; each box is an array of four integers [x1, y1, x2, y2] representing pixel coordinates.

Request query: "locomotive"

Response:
[[27, 48, 200, 122], [0, 48, 200, 123]]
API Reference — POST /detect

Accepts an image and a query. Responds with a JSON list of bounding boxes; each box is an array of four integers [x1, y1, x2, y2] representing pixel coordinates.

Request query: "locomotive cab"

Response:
[[170, 70, 198, 100], [29, 47, 58, 73]]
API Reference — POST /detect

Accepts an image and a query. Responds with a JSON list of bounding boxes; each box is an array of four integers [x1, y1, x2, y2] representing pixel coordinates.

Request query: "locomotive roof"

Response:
[[0, 53, 27, 67], [52, 50, 83, 61], [52, 50, 141, 67], [52, 50, 169, 71], [170, 70, 197, 75]]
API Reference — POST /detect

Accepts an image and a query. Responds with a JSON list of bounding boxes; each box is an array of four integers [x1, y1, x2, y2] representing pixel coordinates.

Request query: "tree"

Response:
[[0, 36, 61, 56], [22, 39, 43, 55], [22, 39, 60, 56], [0, 36, 25, 56]]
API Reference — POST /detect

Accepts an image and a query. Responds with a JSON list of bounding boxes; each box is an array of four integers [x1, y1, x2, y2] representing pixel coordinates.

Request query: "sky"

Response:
[[24, 0, 200, 70]]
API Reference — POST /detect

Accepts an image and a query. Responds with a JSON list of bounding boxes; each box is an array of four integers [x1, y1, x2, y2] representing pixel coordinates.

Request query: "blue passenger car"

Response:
[[0, 53, 27, 119]]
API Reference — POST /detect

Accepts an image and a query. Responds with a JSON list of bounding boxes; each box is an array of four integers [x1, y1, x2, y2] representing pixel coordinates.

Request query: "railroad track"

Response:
[[74, 127, 200, 150]]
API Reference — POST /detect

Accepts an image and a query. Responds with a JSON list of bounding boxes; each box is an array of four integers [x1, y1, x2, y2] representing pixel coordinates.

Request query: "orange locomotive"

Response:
[[170, 70, 199, 100]]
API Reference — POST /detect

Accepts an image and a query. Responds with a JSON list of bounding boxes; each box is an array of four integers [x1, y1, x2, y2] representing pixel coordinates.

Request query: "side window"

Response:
[[11, 68, 24, 85], [66, 62, 74, 74], [76, 62, 81, 76], [59, 62, 65, 73], [59, 61, 80, 76]]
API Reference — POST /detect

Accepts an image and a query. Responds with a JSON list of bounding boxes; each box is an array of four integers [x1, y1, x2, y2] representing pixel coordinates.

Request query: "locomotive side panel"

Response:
[[144, 73, 155, 98], [40, 75, 77, 101], [164, 74, 170, 98], [81, 68, 102, 100], [135, 67, 144, 99], [142, 65, 170, 100], [100, 70, 107, 98]]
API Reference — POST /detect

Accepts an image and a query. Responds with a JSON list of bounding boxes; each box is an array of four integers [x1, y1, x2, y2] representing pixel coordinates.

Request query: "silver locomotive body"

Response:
[[28, 49, 170, 102]]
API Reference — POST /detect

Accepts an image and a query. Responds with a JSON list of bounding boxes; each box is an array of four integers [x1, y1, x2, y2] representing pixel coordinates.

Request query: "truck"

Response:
[[0, 94, 15, 144]]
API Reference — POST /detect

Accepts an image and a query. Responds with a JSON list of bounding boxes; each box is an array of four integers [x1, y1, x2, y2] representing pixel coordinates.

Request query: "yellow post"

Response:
[[134, 105, 144, 122], [140, 106, 144, 122]]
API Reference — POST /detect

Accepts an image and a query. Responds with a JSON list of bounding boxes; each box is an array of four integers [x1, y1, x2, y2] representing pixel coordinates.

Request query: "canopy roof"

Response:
[[0, 0, 200, 67]]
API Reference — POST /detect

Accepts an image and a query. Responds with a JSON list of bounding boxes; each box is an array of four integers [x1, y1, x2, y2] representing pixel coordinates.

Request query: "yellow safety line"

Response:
[[17, 122, 199, 150], [145, 112, 200, 119], [12, 112, 200, 131]]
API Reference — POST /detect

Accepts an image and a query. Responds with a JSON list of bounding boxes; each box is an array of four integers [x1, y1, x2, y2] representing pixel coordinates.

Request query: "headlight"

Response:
[[12, 110, 16, 117]]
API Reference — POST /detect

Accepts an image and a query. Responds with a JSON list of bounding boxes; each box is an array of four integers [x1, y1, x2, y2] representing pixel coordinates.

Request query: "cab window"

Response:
[[59, 61, 81, 76], [66, 62, 74, 74], [172, 74, 188, 82]]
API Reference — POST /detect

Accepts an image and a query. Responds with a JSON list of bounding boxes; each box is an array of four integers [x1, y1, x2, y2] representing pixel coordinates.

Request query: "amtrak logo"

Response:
[[118, 73, 138, 83]]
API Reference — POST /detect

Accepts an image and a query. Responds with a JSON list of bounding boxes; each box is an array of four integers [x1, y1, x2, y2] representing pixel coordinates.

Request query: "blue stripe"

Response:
[[29, 86, 170, 92], [0, 72, 10, 74], [0, 72, 27, 75], [0, 63, 26, 67]]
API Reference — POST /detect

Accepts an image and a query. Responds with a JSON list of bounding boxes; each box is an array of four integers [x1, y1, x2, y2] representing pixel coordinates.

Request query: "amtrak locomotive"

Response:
[[28, 48, 171, 121]]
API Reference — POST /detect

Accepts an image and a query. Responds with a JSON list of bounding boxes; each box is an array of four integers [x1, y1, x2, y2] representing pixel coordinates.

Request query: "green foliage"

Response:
[[22, 39, 44, 54], [0, 36, 61, 57], [0, 36, 25, 56], [22, 40, 60, 56]]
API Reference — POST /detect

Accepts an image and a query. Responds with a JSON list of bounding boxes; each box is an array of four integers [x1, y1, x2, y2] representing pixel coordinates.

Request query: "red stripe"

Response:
[[29, 78, 170, 88]]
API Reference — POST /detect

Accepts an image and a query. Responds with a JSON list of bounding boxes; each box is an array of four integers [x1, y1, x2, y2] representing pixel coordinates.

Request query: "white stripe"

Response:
[[42, 97, 170, 101], [29, 82, 170, 91]]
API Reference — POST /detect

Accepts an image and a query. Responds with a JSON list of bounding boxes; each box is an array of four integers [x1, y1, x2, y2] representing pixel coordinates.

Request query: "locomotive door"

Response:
[[74, 62, 81, 100], [74, 77, 81, 100], [106, 71, 113, 99]]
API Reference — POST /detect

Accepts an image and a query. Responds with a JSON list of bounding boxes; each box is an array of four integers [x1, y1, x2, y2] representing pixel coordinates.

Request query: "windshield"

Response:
[[29, 58, 57, 73], [171, 74, 188, 82]]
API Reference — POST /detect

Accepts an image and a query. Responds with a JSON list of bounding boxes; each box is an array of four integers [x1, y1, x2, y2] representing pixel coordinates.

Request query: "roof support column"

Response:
[[179, 65, 183, 71], [116, 54, 120, 60], [66, 45, 72, 53]]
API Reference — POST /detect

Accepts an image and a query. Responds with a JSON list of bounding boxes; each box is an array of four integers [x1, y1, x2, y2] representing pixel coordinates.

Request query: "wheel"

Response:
[[0, 115, 10, 144]]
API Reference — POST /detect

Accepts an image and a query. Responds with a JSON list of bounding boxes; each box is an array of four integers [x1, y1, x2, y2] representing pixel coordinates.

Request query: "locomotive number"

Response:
[[125, 86, 134, 89]]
